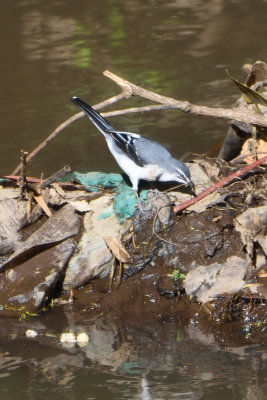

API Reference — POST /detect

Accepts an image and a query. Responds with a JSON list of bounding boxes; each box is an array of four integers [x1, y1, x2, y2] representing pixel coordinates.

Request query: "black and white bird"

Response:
[[72, 97, 195, 208]]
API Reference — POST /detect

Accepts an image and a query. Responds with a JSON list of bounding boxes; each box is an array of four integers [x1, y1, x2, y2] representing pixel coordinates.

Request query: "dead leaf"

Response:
[[194, 159, 220, 179], [67, 200, 92, 213], [32, 194, 52, 217], [240, 139, 267, 164], [246, 282, 267, 299], [0, 198, 28, 255], [183, 256, 248, 303], [226, 69, 267, 107], [187, 192, 224, 213], [258, 272, 267, 278], [1, 204, 80, 271], [0, 188, 20, 200], [104, 236, 132, 263], [235, 206, 267, 257], [212, 216, 222, 222], [52, 182, 66, 196]]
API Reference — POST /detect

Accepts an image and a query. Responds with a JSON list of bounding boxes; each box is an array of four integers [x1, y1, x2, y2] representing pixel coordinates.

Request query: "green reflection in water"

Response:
[[106, 1, 126, 46], [72, 22, 91, 68]]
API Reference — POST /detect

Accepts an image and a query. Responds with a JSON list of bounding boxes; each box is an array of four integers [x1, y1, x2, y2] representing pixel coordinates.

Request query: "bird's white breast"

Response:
[[105, 135, 163, 189]]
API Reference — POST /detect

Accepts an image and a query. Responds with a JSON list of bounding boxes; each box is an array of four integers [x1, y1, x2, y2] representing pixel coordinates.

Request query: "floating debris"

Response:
[[25, 329, 38, 338]]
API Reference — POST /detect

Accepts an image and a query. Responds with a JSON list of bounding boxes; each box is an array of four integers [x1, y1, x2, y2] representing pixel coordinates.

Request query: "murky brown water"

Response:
[[1, 0, 266, 178], [0, 308, 267, 400], [0, 0, 267, 398]]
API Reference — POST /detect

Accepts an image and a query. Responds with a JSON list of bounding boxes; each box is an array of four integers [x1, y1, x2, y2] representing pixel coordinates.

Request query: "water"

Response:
[[0, 0, 267, 398], [0, 0, 266, 177], [0, 313, 266, 399]]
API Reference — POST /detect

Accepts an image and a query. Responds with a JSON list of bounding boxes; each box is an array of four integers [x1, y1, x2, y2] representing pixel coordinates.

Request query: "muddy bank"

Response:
[[0, 157, 266, 340]]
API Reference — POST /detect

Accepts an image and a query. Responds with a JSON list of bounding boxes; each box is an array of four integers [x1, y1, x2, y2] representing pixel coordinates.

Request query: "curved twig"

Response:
[[104, 70, 267, 127]]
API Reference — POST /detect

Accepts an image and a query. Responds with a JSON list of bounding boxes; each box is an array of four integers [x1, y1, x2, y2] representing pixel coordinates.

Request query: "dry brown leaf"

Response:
[[33, 194, 52, 217], [258, 272, 267, 278], [104, 236, 132, 263], [52, 182, 66, 197], [235, 206, 267, 258], [240, 139, 267, 164], [67, 200, 92, 213]]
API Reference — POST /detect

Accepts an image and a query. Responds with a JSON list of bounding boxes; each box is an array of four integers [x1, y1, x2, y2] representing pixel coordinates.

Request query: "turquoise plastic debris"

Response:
[[68, 172, 148, 222]]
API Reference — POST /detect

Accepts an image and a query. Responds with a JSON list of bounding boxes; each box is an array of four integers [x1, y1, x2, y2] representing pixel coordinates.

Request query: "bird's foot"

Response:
[[148, 188, 162, 197], [134, 197, 153, 215], [136, 200, 152, 214]]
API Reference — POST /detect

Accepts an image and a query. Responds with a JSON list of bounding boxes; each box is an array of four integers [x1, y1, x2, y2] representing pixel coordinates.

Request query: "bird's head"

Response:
[[171, 159, 195, 195]]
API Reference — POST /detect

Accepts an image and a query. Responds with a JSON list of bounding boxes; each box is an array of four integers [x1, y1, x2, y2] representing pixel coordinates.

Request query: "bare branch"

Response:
[[103, 70, 267, 127], [11, 69, 267, 176], [102, 104, 175, 117]]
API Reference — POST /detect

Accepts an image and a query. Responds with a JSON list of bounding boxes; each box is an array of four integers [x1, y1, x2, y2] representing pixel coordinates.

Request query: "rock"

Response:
[[183, 255, 248, 303], [0, 239, 75, 315]]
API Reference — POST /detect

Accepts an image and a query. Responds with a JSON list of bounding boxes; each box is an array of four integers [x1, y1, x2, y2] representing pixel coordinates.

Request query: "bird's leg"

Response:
[[134, 189, 144, 213], [131, 180, 145, 213]]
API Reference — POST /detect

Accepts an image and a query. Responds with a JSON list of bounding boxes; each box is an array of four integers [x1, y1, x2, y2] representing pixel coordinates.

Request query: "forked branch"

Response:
[[11, 69, 267, 175], [104, 70, 267, 126]]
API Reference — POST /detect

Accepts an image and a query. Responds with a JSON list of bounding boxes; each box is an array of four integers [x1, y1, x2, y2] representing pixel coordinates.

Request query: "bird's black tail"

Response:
[[72, 96, 114, 134]]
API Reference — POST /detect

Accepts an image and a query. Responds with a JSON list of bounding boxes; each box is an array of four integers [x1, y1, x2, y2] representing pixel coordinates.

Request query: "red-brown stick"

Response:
[[173, 155, 267, 213]]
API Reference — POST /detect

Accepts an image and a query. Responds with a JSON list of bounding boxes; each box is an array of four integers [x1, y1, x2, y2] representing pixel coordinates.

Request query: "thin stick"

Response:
[[17, 150, 29, 192], [11, 69, 267, 176], [39, 166, 71, 189], [104, 70, 267, 127], [102, 104, 174, 117], [173, 155, 267, 214]]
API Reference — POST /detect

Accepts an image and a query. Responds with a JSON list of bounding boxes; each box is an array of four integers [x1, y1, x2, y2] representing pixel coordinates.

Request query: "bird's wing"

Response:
[[131, 136, 174, 166], [108, 131, 144, 167], [108, 131, 174, 168]]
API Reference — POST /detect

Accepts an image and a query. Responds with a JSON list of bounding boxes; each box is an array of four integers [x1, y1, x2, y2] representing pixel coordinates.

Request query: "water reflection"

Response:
[[21, 11, 77, 68], [0, 311, 266, 399]]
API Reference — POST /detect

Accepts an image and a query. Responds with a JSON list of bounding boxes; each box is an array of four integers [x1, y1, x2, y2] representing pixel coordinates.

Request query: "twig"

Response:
[[173, 155, 267, 214], [1, 174, 113, 193], [11, 69, 267, 176], [39, 166, 71, 189], [104, 70, 267, 127], [17, 150, 29, 192], [102, 104, 175, 117], [1, 174, 77, 189]]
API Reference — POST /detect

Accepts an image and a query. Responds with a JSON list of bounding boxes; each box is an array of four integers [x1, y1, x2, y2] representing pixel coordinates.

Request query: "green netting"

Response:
[[68, 172, 147, 222]]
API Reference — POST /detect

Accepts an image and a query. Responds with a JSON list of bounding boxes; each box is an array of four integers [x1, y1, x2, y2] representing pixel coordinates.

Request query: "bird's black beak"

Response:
[[188, 181, 196, 197]]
